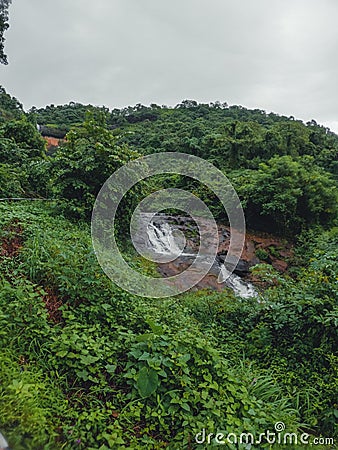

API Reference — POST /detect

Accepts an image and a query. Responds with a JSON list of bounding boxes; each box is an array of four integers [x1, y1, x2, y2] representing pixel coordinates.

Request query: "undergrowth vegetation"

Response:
[[0, 87, 337, 448], [0, 203, 336, 449]]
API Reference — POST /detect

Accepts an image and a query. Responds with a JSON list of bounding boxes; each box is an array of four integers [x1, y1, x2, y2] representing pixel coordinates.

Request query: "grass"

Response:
[[0, 202, 336, 449]]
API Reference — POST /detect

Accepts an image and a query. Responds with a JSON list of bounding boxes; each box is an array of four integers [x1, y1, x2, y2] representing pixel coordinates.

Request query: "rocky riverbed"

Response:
[[137, 214, 293, 297]]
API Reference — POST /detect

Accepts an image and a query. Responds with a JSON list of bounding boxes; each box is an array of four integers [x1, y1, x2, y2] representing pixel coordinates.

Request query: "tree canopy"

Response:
[[35, 98, 338, 234], [0, 0, 12, 65]]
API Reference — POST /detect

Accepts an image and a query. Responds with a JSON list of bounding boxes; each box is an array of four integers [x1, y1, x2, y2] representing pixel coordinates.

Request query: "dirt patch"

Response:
[[242, 229, 293, 271], [0, 221, 64, 322], [42, 287, 63, 323], [0, 221, 24, 257]]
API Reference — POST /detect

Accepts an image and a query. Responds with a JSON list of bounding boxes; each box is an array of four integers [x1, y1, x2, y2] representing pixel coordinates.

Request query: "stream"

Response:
[[141, 215, 257, 299]]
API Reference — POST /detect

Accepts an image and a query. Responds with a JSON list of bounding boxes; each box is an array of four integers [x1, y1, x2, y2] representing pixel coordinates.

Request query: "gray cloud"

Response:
[[1, 0, 337, 132]]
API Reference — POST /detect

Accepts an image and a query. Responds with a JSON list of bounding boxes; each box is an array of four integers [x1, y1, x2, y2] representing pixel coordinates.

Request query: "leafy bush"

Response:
[[0, 203, 303, 449], [0, 353, 67, 450], [1, 118, 46, 157], [0, 163, 24, 197], [231, 156, 337, 235], [51, 115, 142, 221]]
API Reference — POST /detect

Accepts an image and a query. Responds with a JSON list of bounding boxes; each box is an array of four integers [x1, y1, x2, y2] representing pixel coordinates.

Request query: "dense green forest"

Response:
[[0, 86, 337, 449]]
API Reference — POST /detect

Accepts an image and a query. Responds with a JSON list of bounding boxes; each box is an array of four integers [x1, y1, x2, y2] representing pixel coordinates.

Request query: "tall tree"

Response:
[[0, 0, 12, 65]]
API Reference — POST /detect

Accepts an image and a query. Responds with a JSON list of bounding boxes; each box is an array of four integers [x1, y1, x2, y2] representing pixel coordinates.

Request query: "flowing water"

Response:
[[147, 222, 194, 257], [145, 216, 257, 299], [0, 431, 9, 450], [218, 265, 257, 298]]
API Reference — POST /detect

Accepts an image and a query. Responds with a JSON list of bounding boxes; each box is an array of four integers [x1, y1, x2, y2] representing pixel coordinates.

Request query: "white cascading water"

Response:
[[147, 222, 194, 257], [147, 219, 257, 298], [218, 265, 257, 299], [0, 431, 9, 450], [147, 223, 182, 255]]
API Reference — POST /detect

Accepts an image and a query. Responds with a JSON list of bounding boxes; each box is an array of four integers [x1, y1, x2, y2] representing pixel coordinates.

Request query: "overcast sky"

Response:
[[1, 0, 337, 133]]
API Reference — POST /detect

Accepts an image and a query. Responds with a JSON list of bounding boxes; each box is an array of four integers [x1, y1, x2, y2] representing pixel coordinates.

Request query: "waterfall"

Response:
[[147, 222, 182, 255], [0, 431, 9, 450], [147, 222, 194, 257], [146, 217, 257, 298], [218, 265, 257, 298]]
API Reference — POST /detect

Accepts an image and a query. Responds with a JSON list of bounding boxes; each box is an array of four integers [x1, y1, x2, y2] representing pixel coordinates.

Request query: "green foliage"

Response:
[[184, 229, 338, 437], [0, 203, 302, 449], [0, 353, 67, 450], [0, 160, 52, 198], [0, 102, 50, 197], [115, 324, 298, 448], [0, 1, 12, 65], [1, 118, 45, 155], [0, 270, 67, 449], [255, 248, 269, 261], [0, 89, 337, 448], [32, 98, 338, 236], [30, 101, 110, 130], [51, 115, 141, 220], [0, 85, 24, 121], [32, 100, 338, 174], [0, 163, 24, 196], [230, 156, 337, 234], [0, 136, 26, 165]]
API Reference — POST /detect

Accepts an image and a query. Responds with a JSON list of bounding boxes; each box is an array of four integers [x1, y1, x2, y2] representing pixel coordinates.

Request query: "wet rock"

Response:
[[234, 259, 250, 276], [248, 256, 260, 267], [271, 259, 288, 272], [219, 229, 230, 243], [217, 251, 227, 263], [222, 258, 250, 277]]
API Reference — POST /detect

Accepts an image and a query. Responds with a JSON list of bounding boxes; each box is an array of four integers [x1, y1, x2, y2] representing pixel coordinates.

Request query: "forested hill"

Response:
[[1, 87, 337, 235], [0, 87, 338, 449], [1, 92, 334, 235], [32, 100, 338, 175]]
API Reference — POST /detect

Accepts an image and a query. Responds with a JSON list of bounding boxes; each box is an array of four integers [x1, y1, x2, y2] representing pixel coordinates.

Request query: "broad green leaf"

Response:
[[136, 367, 159, 398]]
